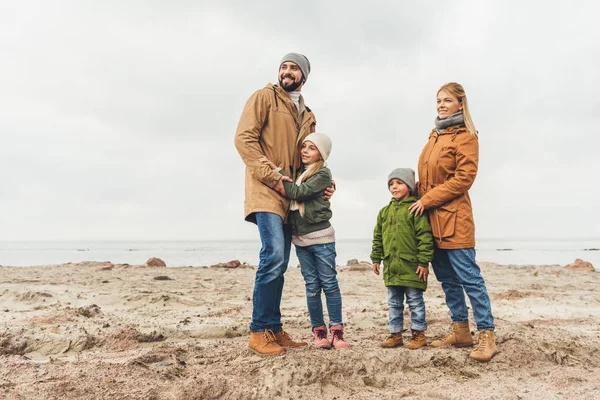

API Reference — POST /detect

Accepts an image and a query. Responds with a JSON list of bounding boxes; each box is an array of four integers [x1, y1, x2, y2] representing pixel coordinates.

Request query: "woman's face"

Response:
[[437, 90, 462, 120]]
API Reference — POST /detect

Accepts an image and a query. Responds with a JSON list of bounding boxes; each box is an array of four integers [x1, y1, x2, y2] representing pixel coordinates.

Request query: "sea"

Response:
[[0, 238, 598, 269]]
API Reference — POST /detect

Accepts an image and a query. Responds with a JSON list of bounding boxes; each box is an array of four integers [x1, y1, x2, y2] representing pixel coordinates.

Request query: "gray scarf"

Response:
[[435, 111, 464, 132]]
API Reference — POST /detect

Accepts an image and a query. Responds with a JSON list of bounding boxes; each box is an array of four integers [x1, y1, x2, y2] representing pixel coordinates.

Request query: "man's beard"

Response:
[[279, 75, 303, 92]]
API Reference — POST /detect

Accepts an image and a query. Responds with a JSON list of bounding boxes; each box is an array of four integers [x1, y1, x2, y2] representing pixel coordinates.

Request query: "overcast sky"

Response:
[[0, 1, 597, 241]]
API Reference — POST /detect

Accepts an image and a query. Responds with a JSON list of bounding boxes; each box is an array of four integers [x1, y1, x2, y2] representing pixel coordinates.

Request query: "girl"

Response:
[[409, 82, 497, 362], [260, 132, 349, 350]]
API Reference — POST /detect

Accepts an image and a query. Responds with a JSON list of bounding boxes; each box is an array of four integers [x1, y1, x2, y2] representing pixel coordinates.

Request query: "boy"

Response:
[[371, 168, 434, 349]]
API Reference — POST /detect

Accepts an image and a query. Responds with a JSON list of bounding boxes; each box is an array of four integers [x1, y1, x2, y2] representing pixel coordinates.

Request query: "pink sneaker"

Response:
[[313, 326, 331, 349], [330, 325, 350, 349]]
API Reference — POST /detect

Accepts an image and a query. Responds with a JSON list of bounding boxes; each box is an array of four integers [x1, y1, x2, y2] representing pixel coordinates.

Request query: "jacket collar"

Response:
[[389, 196, 418, 205], [429, 124, 468, 139]]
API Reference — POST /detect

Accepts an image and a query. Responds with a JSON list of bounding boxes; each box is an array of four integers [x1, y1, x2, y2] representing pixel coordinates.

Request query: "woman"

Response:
[[409, 82, 496, 362]]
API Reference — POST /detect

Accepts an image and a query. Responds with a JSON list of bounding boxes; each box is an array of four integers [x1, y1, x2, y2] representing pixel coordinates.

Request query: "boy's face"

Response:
[[389, 178, 410, 200]]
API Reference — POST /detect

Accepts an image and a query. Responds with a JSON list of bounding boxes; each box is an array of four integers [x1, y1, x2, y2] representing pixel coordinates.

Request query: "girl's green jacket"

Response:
[[370, 196, 434, 290]]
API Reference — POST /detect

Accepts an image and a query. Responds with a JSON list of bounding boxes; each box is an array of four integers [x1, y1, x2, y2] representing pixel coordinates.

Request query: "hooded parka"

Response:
[[417, 125, 478, 249], [235, 83, 317, 223], [371, 196, 434, 290]]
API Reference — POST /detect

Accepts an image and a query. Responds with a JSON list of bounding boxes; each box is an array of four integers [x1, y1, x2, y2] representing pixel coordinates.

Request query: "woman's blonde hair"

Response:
[[438, 82, 478, 136], [297, 159, 325, 217]]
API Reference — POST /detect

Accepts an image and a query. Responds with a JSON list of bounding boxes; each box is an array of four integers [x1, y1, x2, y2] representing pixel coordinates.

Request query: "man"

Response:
[[235, 53, 326, 355]]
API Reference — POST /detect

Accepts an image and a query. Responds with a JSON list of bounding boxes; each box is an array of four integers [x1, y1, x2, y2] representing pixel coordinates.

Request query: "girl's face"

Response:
[[301, 141, 322, 164], [437, 90, 462, 120], [389, 179, 410, 200]]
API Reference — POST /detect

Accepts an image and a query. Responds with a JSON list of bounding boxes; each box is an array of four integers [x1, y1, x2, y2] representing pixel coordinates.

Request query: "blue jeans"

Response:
[[249, 212, 292, 332], [432, 247, 495, 331], [387, 286, 427, 333], [296, 242, 343, 328]]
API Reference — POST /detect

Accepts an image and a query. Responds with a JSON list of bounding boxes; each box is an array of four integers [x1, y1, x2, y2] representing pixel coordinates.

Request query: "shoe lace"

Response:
[[332, 329, 345, 341], [410, 331, 420, 341], [475, 331, 490, 351], [315, 329, 327, 340], [263, 329, 278, 344]]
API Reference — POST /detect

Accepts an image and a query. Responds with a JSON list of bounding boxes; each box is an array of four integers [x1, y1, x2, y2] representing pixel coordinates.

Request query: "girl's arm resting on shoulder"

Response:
[[282, 170, 332, 201], [420, 136, 479, 209]]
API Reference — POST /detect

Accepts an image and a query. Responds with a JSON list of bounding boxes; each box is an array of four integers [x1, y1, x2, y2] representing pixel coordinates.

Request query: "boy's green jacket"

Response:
[[282, 167, 332, 236], [370, 196, 434, 290]]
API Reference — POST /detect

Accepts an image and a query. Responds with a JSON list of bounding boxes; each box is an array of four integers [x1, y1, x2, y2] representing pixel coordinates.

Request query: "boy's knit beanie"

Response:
[[303, 133, 332, 161], [280, 53, 311, 81], [387, 168, 416, 194]]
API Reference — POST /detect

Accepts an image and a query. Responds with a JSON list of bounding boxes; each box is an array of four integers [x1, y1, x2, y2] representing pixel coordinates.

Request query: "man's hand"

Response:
[[416, 265, 429, 281], [324, 180, 336, 200], [274, 176, 293, 197], [373, 263, 380, 275]]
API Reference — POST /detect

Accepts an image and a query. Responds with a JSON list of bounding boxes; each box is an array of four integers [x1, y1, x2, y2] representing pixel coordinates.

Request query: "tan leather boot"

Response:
[[469, 330, 497, 362], [248, 330, 285, 356], [274, 330, 307, 347], [380, 333, 404, 348], [431, 322, 473, 348], [405, 330, 427, 349]]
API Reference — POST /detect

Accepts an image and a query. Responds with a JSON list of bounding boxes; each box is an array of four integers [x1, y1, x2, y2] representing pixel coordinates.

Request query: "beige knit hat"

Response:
[[303, 133, 332, 161]]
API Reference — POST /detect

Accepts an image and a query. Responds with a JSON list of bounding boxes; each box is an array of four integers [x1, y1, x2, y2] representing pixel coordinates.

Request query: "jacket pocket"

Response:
[[431, 203, 457, 239]]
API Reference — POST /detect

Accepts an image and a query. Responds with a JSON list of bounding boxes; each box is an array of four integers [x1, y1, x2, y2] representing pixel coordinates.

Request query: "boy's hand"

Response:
[[373, 263, 380, 275], [416, 265, 429, 281]]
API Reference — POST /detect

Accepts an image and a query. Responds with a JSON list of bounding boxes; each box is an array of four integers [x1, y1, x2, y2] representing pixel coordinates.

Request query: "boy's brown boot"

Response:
[[405, 330, 427, 349], [274, 330, 307, 347], [248, 330, 285, 356], [380, 333, 404, 348], [469, 330, 497, 362], [431, 322, 473, 348]]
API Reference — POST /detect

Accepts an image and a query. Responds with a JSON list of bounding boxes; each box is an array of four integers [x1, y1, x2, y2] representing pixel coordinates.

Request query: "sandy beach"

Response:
[[1, 260, 599, 400]]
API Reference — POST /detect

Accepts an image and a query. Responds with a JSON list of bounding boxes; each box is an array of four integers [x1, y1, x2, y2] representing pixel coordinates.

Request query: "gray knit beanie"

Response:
[[303, 132, 332, 161], [387, 168, 416, 194], [280, 53, 311, 81]]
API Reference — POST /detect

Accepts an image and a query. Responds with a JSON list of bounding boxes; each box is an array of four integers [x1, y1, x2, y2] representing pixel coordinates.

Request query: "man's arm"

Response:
[[234, 90, 282, 188]]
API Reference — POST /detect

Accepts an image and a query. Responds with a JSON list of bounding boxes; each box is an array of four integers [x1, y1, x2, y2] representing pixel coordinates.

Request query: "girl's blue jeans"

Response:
[[296, 242, 343, 328], [387, 286, 427, 333], [431, 247, 495, 331]]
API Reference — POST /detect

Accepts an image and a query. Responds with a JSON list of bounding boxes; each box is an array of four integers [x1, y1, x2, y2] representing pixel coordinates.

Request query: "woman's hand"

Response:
[[409, 199, 425, 216], [258, 156, 278, 170], [416, 265, 429, 281]]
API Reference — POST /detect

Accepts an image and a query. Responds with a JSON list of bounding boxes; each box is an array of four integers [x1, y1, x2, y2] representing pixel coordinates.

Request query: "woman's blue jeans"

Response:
[[250, 212, 292, 332], [296, 242, 343, 328], [431, 247, 495, 331]]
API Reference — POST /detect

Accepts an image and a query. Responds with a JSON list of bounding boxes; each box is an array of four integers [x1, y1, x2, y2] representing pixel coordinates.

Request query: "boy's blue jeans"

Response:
[[296, 242, 343, 328], [250, 212, 292, 333], [387, 286, 427, 333], [431, 247, 495, 331]]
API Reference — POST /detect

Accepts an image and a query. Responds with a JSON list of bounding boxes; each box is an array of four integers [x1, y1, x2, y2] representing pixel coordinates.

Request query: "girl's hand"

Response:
[[416, 265, 429, 281], [409, 199, 425, 216], [258, 156, 277, 170], [373, 263, 380, 275]]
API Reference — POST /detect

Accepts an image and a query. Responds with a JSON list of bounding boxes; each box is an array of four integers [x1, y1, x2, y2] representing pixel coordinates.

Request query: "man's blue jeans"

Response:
[[387, 286, 427, 333], [431, 247, 495, 331], [296, 242, 343, 328], [250, 212, 292, 332]]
